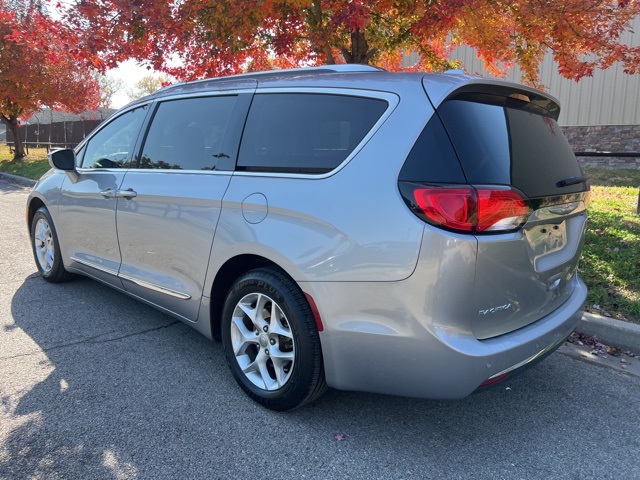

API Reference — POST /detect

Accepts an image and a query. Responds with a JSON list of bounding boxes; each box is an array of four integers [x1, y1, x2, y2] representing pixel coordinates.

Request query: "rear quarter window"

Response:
[[237, 93, 388, 174], [398, 114, 466, 184]]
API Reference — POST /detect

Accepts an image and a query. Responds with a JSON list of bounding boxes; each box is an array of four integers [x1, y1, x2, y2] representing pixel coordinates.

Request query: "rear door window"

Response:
[[438, 98, 585, 198], [237, 93, 388, 174]]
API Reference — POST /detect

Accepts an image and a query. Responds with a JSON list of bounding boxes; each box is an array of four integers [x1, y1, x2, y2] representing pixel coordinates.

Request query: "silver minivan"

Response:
[[27, 65, 589, 410]]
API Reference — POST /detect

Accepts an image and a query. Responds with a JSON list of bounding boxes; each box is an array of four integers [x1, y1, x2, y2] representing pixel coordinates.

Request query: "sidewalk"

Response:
[[1, 170, 639, 354]]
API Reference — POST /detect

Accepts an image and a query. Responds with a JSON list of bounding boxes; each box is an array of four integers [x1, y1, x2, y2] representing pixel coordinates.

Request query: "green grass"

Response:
[[1, 146, 638, 322], [581, 167, 640, 323], [0, 145, 50, 179]]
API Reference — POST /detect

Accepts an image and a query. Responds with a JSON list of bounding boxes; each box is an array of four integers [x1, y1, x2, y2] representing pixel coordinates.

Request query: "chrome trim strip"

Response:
[[548, 202, 580, 215], [154, 88, 255, 102], [487, 334, 567, 380], [71, 256, 191, 300], [118, 273, 192, 300], [528, 201, 587, 222], [70, 256, 119, 276], [123, 169, 231, 175]]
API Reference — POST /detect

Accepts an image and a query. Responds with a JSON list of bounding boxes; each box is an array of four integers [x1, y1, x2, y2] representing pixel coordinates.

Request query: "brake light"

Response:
[[476, 189, 531, 232], [412, 187, 475, 232], [402, 184, 532, 234]]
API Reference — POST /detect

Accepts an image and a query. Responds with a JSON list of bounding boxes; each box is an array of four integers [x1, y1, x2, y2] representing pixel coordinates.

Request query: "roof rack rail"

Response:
[[315, 64, 386, 73], [444, 69, 467, 75], [161, 65, 387, 92]]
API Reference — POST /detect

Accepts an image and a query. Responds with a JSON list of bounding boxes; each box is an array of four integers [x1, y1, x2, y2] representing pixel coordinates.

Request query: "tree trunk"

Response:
[[325, 46, 336, 64], [1, 115, 25, 159], [309, 0, 336, 64], [342, 28, 375, 64]]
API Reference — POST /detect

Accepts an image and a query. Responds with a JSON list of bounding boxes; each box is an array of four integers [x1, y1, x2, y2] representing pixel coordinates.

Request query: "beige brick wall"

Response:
[[562, 125, 640, 169]]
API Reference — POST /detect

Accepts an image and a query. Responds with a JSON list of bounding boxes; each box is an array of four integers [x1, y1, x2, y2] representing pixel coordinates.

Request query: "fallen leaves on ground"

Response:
[[567, 332, 638, 362]]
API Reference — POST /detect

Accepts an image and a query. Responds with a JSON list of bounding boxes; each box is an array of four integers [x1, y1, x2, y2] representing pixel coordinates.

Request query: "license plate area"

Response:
[[525, 221, 567, 263]]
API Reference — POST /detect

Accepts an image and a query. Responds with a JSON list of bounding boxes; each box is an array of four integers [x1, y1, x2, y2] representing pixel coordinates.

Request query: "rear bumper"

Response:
[[301, 274, 586, 399]]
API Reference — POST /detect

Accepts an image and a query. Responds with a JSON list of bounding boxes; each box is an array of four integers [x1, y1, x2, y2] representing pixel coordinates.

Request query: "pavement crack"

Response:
[[0, 321, 180, 360]]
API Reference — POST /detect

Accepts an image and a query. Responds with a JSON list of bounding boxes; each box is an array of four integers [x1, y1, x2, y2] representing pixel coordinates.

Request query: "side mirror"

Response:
[[48, 149, 76, 171]]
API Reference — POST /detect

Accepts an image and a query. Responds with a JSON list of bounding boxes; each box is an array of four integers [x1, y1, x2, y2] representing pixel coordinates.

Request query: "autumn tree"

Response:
[[94, 73, 124, 108], [0, 2, 100, 158], [4, 0, 44, 20], [126, 75, 170, 102], [64, 0, 640, 86]]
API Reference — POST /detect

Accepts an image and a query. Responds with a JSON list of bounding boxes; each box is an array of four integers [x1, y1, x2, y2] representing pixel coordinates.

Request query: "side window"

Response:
[[139, 96, 237, 170], [237, 93, 388, 174], [80, 106, 148, 169], [398, 115, 466, 184]]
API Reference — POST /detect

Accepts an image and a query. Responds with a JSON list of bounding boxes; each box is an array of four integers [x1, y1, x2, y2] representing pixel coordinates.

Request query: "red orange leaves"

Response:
[[62, 0, 640, 86], [0, 3, 100, 157]]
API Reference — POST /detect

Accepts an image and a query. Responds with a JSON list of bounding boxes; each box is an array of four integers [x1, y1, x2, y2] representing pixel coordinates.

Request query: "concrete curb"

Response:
[[0, 171, 37, 187], [577, 312, 640, 354]]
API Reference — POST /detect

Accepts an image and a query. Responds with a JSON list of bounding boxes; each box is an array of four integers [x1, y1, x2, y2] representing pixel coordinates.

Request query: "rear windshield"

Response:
[[438, 98, 586, 198]]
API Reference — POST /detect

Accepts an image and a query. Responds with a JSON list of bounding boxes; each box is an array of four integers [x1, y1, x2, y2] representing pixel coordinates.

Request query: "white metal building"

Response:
[[446, 17, 640, 126]]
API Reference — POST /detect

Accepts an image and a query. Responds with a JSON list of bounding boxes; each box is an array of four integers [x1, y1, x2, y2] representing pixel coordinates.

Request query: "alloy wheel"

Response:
[[230, 292, 295, 390], [34, 218, 54, 274]]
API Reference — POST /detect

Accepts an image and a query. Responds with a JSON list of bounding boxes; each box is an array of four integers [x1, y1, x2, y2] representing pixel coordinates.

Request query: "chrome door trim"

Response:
[[70, 256, 119, 276], [71, 256, 191, 300], [117, 273, 192, 300]]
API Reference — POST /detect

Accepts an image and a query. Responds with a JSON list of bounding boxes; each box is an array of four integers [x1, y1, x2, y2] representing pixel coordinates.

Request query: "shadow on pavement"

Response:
[[2, 272, 639, 479]]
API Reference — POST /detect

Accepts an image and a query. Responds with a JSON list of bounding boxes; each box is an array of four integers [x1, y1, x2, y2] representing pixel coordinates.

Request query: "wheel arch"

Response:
[[26, 196, 46, 232], [209, 254, 298, 341]]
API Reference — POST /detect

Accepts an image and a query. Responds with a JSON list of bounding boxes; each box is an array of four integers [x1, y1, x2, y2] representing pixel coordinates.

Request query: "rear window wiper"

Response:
[[556, 176, 588, 188]]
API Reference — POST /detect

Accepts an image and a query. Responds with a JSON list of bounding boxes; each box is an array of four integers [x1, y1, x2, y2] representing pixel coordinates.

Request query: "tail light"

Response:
[[399, 183, 532, 234]]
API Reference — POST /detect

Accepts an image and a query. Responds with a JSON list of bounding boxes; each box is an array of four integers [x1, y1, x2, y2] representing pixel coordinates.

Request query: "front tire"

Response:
[[30, 207, 73, 283], [221, 268, 327, 411]]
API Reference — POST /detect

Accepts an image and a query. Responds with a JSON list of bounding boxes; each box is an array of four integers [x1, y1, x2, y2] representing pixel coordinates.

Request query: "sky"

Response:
[[107, 60, 156, 109]]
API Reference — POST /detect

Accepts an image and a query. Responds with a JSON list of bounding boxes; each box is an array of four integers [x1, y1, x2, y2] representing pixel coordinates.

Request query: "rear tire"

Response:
[[30, 207, 73, 283], [221, 268, 327, 411]]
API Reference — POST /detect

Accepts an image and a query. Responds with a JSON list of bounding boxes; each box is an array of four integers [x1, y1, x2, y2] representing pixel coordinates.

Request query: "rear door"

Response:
[[435, 88, 589, 339], [115, 92, 253, 321]]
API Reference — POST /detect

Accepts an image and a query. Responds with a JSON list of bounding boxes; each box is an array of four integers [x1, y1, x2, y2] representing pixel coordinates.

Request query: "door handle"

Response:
[[115, 188, 138, 199], [99, 188, 116, 198]]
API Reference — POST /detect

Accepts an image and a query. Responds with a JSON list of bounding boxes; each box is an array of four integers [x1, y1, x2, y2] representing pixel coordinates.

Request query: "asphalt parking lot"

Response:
[[1, 177, 639, 479]]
